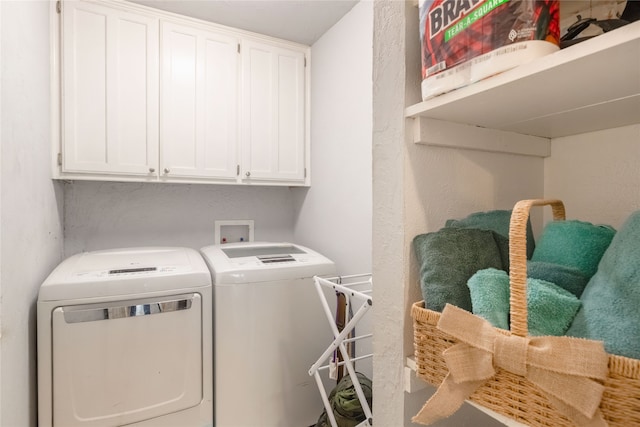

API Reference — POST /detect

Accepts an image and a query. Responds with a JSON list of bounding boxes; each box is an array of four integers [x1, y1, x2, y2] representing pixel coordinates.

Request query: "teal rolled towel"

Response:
[[467, 268, 510, 330], [413, 228, 504, 312], [467, 268, 581, 336], [527, 276, 581, 336], [446, 209, 536, 267], [567, 211, 640, 359], [531, 220, 616, 278], [527, 261, 590, 298]]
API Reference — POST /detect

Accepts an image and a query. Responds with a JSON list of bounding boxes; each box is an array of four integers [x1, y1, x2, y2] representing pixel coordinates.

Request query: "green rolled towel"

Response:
[[413, 228, 504, 312], [446, 209, 536, 268], [527, 276, 581, 336], [527, 261, 590, 298], [531, 220, 616, 278], [467, 268, 581, 336], [467, 268, 510, 330], [567, 211, 640, 359]]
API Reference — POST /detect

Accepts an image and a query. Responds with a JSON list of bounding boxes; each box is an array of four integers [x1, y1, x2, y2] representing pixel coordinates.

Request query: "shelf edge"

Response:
[[411, 118, 551, 157]]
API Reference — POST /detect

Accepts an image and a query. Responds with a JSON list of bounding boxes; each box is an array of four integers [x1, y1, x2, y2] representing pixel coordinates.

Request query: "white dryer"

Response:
[[37, 247, 213, 427], [200, 242, 336, 427]]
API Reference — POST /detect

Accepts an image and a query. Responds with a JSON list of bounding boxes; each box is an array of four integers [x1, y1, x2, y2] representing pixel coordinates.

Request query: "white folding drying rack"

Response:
[[309, 273, 373, 427]]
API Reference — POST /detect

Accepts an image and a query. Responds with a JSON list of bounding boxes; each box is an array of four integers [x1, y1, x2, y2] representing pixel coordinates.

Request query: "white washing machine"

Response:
[[37, 247, 213, 427], [200, 242, 336, 427]]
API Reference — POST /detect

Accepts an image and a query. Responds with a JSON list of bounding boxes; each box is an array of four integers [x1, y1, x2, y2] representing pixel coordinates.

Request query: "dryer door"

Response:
[[51, 293, 202, 427]]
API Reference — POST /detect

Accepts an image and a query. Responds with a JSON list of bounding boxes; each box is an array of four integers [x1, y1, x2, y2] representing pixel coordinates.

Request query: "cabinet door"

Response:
[[241, 40, 306, 183], [62, 1, 159, 176], [161, 21, 239, 180]]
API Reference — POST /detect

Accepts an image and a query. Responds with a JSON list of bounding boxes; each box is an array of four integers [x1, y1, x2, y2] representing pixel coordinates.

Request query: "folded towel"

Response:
[[567, 211, 640, 359], [531, 220, 616, 278], [446, 209, 536, 267], [527, 260, 590, 298], [467, 268, 581, 336], [467, 268, 510, 330], [413, 228, 504, 312]]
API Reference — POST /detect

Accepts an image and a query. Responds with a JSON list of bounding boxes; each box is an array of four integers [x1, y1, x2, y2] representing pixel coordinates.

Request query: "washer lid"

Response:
[[200, 242, 336, 284], [39, 247, 211, 302]]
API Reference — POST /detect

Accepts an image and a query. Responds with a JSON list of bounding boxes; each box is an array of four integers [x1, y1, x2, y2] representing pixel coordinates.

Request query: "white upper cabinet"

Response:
[[61, 1, 159, 177], [160, 21, 239, 181], [54, 0, 310, 186], [241, 39, 307, 184]]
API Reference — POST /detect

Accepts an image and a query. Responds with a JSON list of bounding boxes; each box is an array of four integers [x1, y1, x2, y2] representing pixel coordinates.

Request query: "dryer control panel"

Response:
[[201, 242, 336, 284]]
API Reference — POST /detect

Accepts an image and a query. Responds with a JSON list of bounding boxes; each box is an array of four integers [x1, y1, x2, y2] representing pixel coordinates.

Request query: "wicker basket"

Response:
[[412, 199, 640, 426]]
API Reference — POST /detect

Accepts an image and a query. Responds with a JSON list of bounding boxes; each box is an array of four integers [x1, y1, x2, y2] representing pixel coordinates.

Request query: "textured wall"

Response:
[[0, 2, 64, 425], [64, 181, 296, 256], [372, 1, 407, 425]]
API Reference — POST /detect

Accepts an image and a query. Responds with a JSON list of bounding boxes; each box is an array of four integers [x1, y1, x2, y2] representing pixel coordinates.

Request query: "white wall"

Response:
[[64, 181, 295, 256], [292, 0, 372, 277], [0, 2, 64, 426], [291, 0, 373, 389], [0, 0, 3, 419], [545, 124, 640, 228]]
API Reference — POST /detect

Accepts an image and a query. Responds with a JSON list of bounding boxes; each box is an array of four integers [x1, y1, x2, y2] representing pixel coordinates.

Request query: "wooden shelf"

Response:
[[406, 20, 640, 140]]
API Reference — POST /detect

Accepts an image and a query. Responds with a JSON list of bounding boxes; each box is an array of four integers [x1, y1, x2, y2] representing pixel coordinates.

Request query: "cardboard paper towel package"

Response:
[[419, 0, 560, 100]]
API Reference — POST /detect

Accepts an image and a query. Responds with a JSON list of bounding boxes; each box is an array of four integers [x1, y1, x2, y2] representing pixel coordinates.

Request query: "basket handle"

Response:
[[508, 199, 566, 337]]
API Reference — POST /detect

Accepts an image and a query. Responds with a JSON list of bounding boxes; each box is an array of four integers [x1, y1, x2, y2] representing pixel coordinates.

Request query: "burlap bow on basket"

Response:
[[412, 304, 609, 426], [412, 200, 611, 427]]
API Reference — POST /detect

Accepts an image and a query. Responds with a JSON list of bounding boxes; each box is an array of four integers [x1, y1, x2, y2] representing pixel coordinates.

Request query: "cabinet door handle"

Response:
[[164, 168, 170, 174], [245, 171, 251, 177], [148, 167, 155, 173]]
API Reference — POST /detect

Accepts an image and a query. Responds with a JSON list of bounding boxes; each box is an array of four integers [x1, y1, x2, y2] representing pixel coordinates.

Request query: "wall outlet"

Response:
[[215, 220, 254, 244]]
